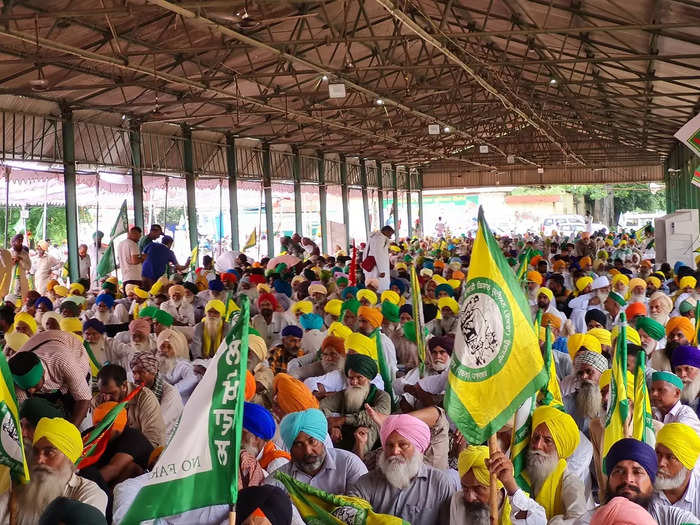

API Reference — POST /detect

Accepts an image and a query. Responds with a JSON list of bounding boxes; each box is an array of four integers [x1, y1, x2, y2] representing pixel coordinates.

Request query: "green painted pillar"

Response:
[[391, 164, 399, 242], [406, 169, 413, 238], [181, 125, 198, 251], [292, 146, 302, 235], [318, 151, 328, 255], [339, 155, 350, 251], [360, 158, 371, 240], [62, 110, 80, 282], [377, 161, 385, 228], [130, 123, 144, 230], [225, 134, 240, 251], [262, 143, 275, 256], [418, 168, 425, 238]]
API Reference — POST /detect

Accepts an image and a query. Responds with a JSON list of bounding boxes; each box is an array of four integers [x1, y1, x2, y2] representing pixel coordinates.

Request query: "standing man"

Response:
[[87, 230, 105, 289], [77, 243, 91, 282], [362, 226, 394, 293], [9, 233, 31, 299], [34, 240, 61, 295], [138, 224, 163, 253], [141, 236, 189, 290], [118, 226, 143, 290]]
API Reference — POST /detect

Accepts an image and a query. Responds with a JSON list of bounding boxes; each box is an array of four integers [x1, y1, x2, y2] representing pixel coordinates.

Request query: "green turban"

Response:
[[381, 301, 400, 323], [341, 298, 360, 318], [344, 353, 378, 380], [635, 316, 665, 341], [19, 397, 64, 427], [153, 309, 174, 327]]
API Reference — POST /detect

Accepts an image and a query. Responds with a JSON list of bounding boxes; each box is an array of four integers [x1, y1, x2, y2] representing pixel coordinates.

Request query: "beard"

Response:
[[651, 312, 670, 325], [528, 287, 540, 301], [170, 298, 183, 308], [630, 294, 646, 304], [321, 356, 345, 374], [606, 483, 652, 509], [460, 500, 490, 525], [130, 337, 151, 353], [431, 360, 449, 372], [184, 295, 194, 304], [16, 460, 74, 525], [525, 449, 559, 493], [90, 338, 106, 363], [576, 380, 603, 420], [95, 309, 111, 324], [681, 375, 700, 404], [655, 467, 689, 491], [158, 354, 178, 375], [296, 448, 326, 475], [615, 286, 629, 297], [377, 450, 423, 489], [204, 317, 222, 340], [344, 382, 370, 413]]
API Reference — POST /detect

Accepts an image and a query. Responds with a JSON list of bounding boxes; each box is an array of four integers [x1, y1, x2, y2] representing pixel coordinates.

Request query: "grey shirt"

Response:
[[348, 463, 454, 525], [264, 447, 368, 496]]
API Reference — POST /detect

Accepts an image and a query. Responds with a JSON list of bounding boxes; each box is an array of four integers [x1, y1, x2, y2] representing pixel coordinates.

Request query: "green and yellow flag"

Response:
[[410, 264, 427, 377], [243, 228, 257, 251], [603, 313, 630, 462], [632, 349, 655, 446], [539, 325, 564, 409], [445, 207, 547, 444], [0, 350, 29, 488]]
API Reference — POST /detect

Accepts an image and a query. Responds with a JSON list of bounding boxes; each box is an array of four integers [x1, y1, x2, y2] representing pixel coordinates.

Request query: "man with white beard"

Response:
[[603, 291, 626, 329], [427, 297, 460, 337], [564, 349, 607, 434], [191, 299, 229, 359], [84, 293, 120, 325], [526, 271, 544, 315], [241, 402, 289, 474], [395, 335, 452, 411], [523, 406, 587, 522], [0, 417, 107, 524], [348, 414, 454, 525], [650, 371, 700, 435], [629, 278, 649, 305], [155, 327, 199, 404], [671, 345, 700, 412], [449, 446, 547, 525], [653, 423, 700, 517], [302, 335, 348, 393], [636, 316, 668, 371], [649, 291, 674, 326], [83, 318, 131, 373], [569, 276, 609, 333], [159, 284, 195, 326], [320, 353, 391, 456]]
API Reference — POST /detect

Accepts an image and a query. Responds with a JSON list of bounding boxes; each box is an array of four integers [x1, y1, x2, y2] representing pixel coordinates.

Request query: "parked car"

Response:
[[541, 215, 586, 236]]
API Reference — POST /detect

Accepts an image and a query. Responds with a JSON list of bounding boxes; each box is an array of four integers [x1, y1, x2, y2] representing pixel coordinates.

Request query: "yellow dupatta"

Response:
[[533, 458, 567, 519], [202, 320, 223, 358]]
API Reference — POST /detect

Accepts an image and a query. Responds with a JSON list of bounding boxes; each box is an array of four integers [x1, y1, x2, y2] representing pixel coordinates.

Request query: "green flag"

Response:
[[96, 200, 129, 279], [121, 296, 250, 523]]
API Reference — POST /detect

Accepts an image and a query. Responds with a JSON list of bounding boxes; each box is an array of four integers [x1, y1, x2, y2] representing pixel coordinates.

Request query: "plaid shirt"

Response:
[[268, 345, 303, 375]]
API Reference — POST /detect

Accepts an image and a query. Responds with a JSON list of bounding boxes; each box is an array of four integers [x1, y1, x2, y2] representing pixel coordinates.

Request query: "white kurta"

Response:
[[363, 231, 391, 292]]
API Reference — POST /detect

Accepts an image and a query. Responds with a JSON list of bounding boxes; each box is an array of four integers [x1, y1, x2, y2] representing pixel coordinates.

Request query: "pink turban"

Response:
[[379, 414, 431, 453], [129, 318, 150, 337], [590, 497, 655, 525]]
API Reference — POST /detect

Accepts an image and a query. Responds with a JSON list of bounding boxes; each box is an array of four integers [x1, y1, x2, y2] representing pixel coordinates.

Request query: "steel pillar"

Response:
[[376, 161, 385, 228], [129, 123, 144, 230], [418, 168, 425, 238], [62, 111, 80, 282], [360, 158, 371, 240], [318, 152, 328, 254], [406, 169, 412, 238], [391, 164, 399, 241], [262, 143, 275, 256], [339, 155, 350, 251], [225, 134, 240, 251], [292, 146, 302, 235], [181, 125, 198, 251]]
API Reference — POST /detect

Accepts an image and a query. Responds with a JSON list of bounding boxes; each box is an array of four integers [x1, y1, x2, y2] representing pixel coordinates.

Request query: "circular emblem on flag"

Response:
[[0, 407, 22, 464], [453, 277, 514, 379]]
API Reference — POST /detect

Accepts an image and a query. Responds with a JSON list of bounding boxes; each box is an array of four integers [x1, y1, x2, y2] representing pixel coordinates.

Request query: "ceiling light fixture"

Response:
[[549, 78, 558, 85], [376, 99, 384, 105], [321, 75, 328, 81], [443, 126, 450, 133]]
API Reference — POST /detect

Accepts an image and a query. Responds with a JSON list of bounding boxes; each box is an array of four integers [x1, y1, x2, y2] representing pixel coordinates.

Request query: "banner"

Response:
[[410, 265, 426, 377], [674, 112, 700, 158], [603, 313, 630, 462], [445, 206, 547, 444], [96, 200, 129, 279], [121, 297, 250, 523], [0, 350, 28, 486]]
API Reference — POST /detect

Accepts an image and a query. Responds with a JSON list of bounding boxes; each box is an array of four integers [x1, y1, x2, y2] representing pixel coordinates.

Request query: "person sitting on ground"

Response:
[[650, 371, 700, 435], [190, 300, 229, 359], [268, 325, 304, 375], [156, 328, 199, 404], [652, 423, 700, 516], [241, 402, 290, 474], [159, 284, 195, 326]]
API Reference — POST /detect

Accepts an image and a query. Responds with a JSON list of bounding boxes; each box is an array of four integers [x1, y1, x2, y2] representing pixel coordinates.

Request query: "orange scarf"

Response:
[[259, 441, 290, 470]]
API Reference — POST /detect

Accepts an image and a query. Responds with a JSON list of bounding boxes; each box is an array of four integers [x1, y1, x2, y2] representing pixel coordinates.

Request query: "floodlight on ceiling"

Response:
[[537, 167, 544, 174], [443, 126, 451, 133], [321, 75, 328, 81], [479, 145, 489, 154], [549, 78, 558, 85], [376, 99, 385, 105]]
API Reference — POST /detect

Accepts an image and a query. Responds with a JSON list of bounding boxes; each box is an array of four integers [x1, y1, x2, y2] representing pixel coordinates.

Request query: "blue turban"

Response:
[[273, 279, 292, 298], [300, 313, 323, 331], [209, 279, 224, 292], [279, 408, 327, 449], [671, 345, 700, 370], [605, 438, 657, 482], [34, 297, 53, 311], [82, 318, 105, 334], [281, 325, 303, 339], [243, 402, 276, 440], [95, 293, 114, 309], [674, 261, 686, 275], [423, 260, 434, 270], [435, 283, 453, 297], [341, 286, 358, 300], [390, 278, 407, 295]]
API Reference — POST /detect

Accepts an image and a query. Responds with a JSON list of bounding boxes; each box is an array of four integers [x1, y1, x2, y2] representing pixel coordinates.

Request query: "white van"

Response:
[[541, 215, 586, 236], [617, 211, 664, 232]]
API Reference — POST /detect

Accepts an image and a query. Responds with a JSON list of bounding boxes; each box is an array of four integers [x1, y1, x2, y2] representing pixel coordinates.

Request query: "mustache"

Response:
[[616, 483, 641, 494]]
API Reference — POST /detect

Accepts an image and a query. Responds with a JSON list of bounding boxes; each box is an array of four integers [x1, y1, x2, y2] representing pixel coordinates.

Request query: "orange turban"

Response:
[[452, 270, 465, 280], [541, 313, 562, 330], [273, 373, 319, 414], [358, 306, 383, 328], [625, 302, 647, 320], [580, 256, 592, 267], [666, 316, 694, 342], [245, 370, 256, 401], [553, 260, 567, 272], [93, 401, 127, 433], [526, 271, 543, 285]]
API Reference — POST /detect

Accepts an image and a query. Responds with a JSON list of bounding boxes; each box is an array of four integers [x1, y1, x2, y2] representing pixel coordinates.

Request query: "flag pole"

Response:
[[488, 434, 499, 522], [228, 507, 235, 525]]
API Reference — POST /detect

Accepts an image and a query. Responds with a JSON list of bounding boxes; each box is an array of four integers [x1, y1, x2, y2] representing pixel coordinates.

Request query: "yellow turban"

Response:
[[599, 369, 634, 393], [69, 282, 85, 295], [395, 262, 407, 271], [527, 271, 543, 285], [324, 299, 343, 317], [33, 417, 83, 463], [612, 274, 630, 287], [150, 276, 168, 296], [59, 316, 83, 334], [106, 276, 118, 286], [133, 286, 149, 299], [54, 285, 69, 298], [587, 328, 612, 347], [575, 277, 593, 292], [457, 446, 502, 488], [437, 297, 459, 315], [358, 306, 383, 328], [14, 312, 37, 335], [380, 290, 400, 305], [447, 279, 461, 290], [611, 325, 641, 346], [205, 299, 225, 316], [646, 276, 661, 289], [656, 422, 700, 470], [567, 333, 585, 361], [292, 301, 313, 315], [4, 331, 28, 351], [531, 406, 580, 459], [629, 278, 646, 290], [538, 287, 554, 302], [257, 283, 272, 294], [346, 332, 377, 360], [356, 289, 378, 306], [432, 275, 448, 286], [680, 276, 697, 290], [327, 321, 352, 340], [248, 334, 268, 362], [125, 284, 137, 295]]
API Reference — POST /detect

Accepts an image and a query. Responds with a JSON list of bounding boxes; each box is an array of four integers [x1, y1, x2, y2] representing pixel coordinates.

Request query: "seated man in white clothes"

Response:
[[159, 284, 195, 327], [156, 328, 200, 404]]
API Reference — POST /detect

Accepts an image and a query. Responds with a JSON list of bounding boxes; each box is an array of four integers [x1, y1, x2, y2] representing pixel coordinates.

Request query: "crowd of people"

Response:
[[2, 219, 700, 525]]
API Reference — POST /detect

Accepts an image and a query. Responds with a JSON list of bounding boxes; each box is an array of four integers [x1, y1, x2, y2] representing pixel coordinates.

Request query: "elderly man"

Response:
[[395, 335, 452, 411], [252, 292, 290, 348], [114, 316, 156, 354], [242, 402, 290, 474], [671, 345, 700, 410], [8, 233, 31, 298], [8, 331, 91, 425], [83, 318, 130, 374], [160, 284, 195, 326], [0, 417, 107, 524], [349, 414, 454, 525], [129, 351, 183, 438], [649, 291, 674, 326], [427, 297, 459, 337], [33, 240, 61, 295], [362, 225, 394, 292], [650, 371, 700, 435], [321, 353, 391, 456], [636, 316, 667, 371], [266, 408, 367, 495], [191, 299, 229, 359], [604, 291, 626, 329], [357, 305, 398, 383], [574, 438, 699, 524], [86, 293, 121, 325], [451, 446, 547, 524], [300, 335, 349, 394], [526, 271, 544, 313], [653, 423, 700, 516], [523, 405, 587, 522], [268, 325, 304, 375], [562, 342, 607, 432], [156, 328, 199, 404], [95, 364, 166, 447], [308, 282, 328, 317]]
